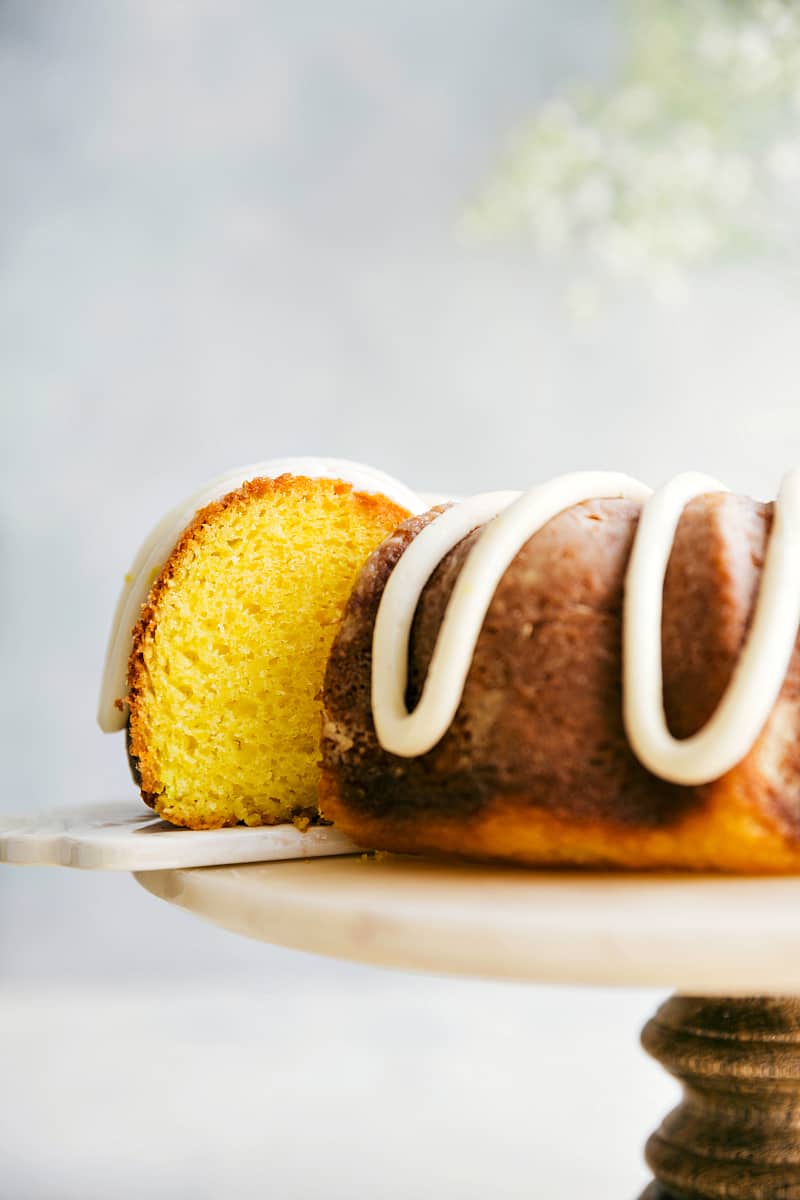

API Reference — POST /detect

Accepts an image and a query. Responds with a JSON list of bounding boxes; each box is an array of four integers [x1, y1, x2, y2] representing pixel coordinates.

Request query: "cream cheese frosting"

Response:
[[371, 469, 800, 787], [97, 457, 424, 734]]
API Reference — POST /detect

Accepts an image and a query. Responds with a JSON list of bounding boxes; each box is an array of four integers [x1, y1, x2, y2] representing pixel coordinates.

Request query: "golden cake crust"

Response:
[[127, 474, 409, 828], [320, 496, 800, 872]]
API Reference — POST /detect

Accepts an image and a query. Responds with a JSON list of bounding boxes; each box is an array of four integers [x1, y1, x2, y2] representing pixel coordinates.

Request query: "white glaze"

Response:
[[372, 473, 651, 758], [624, 469, 800, 785], [371, 469, 800, 788], [98, 457, 424, 733]]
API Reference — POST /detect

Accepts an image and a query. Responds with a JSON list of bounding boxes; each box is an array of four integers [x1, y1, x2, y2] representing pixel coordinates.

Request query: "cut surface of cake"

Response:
[[100, 462, 417, 830]]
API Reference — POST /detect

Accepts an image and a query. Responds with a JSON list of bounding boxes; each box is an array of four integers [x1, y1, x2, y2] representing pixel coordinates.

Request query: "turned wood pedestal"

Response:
[[640, 996, 800, 1200], [135, 858, 800, 1196]]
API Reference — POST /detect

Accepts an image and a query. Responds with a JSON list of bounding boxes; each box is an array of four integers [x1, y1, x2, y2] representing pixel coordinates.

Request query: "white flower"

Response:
[[570, 175, 615, 222], [666, 213, 719, 260], [469, 0, 800, 311], [767, 139, 800, 180], [590, 224, 648, 278], [737, 26, 773, 70], [712, 157, 753, 206], [760, 1, 794, 40], [675, 140, 716, 188]]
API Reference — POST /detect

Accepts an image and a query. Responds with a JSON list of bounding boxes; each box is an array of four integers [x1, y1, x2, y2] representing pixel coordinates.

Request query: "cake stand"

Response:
[[137, 857, 800, 1199]]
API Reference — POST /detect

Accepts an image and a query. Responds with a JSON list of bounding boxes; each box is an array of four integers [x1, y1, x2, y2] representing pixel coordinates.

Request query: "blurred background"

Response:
[[3, 0, 800, 1195]]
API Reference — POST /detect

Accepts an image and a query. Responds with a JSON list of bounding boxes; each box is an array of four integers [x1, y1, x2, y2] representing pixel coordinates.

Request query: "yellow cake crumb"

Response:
[[127, 475, 408, 830]]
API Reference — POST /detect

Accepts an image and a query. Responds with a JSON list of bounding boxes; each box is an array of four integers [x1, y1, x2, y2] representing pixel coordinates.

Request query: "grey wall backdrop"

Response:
[[2, 2, 797, 1196]]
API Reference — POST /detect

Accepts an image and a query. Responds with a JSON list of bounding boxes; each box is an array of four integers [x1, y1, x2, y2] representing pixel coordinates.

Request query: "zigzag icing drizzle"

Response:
[[371, 470, 800, 786]]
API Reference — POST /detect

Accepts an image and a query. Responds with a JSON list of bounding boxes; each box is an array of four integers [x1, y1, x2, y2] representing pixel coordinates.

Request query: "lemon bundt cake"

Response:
[[321, 470, 800, 872], [98, 458, 420, 829]]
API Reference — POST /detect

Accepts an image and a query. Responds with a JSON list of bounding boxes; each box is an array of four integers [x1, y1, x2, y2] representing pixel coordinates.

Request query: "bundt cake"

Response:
[[98, 458, 420, 829], [321, 470, 800, 872]]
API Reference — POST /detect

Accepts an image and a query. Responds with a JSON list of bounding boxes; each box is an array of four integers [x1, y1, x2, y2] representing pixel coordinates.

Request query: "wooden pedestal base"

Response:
[[640, 996, 800, 1199]]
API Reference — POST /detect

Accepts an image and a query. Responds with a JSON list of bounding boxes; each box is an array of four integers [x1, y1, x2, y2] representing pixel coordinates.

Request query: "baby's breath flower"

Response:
[[468, 0, 800, 309], [767, 139, 800, 179]]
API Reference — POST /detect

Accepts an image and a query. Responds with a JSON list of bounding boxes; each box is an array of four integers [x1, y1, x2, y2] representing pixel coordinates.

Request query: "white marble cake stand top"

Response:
[[0, 803, 360, 870], [137, 854, 800, 993]]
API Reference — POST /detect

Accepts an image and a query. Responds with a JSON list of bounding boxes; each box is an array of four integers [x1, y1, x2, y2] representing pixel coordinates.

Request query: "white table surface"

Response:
[[0, 977, 671, 1200]]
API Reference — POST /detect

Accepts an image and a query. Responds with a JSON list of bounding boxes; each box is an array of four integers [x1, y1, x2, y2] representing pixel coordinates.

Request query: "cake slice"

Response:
[[99, 461, 418, 829]]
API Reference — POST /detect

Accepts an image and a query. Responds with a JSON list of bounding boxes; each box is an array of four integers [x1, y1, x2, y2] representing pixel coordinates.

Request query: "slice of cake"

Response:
[[99, 459, 419, 830]]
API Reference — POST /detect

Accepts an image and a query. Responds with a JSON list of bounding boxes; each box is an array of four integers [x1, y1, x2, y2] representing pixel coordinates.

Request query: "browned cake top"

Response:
[[321, 494, 800, 837]]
